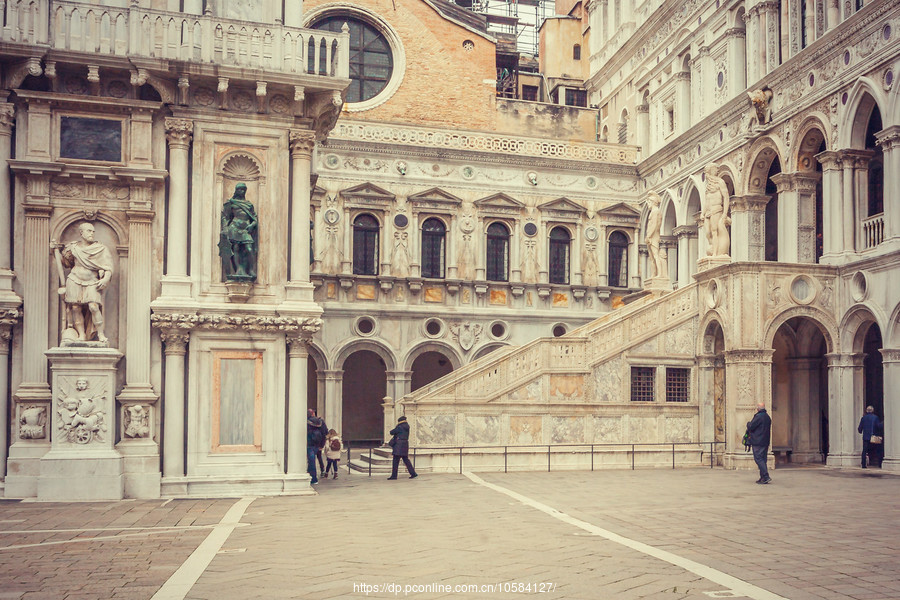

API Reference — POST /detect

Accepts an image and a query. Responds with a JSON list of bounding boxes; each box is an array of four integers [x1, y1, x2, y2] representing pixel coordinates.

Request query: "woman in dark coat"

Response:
[[387, 416, 418, 480]]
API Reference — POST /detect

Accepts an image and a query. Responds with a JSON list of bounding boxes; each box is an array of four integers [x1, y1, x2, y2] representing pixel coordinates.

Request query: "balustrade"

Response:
[[862, 213, 884, 249]]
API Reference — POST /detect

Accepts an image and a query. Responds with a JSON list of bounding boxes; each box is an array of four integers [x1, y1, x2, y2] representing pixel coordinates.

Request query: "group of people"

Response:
[[306, 409, 344, 485], [306, 411, 418, 484], [745, 402, 886, 484]]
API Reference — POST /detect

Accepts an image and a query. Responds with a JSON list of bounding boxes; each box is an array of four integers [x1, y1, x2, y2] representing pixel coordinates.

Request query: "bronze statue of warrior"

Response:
[[218, 183, 259, 281]]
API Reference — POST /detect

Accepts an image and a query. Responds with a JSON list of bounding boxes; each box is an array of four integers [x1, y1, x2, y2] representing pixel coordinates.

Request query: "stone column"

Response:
[[674, 72, 691, 134], [341, 206, 352, 275], [697, 356, 717, 446], [119, 209, 156, 400], [287, 129, 316, 303], [726, 27, 747, 93], [598, 226, 608, 287], [729, 194, 769, 262], [572, 223, 583, 286], [382, 396, 395, 444], [841, 155, 857, 253], [387, 370, 412, 407], [0, 313, 20, 479], [827, 0, 839, 30], [787, 358, 823, 462], [875, 126, 900, 244], [161, 330, 189, 480], [771, 172, 820, 263], [629, 232, 640, 288], [816, 150, 844, 260], [723, 349, 774, 470], [161, 118, 193, 297], [746, 7, 760, 84], [881, 349, 900, 472], [447, 214, 458, 279], [18, 200, 52, 398], [673, 225, 696, 288], [804, 0, 816, 46], [0, 103, 16, 295], [762, 1, 781, 73], [286, 335, 310, 476], [825, 353, 864, 467], [323, 370, 344, 435]]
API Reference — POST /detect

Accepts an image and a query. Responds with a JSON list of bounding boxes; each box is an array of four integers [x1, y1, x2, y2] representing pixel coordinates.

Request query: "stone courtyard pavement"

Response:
[[1, 466, 898, 600]]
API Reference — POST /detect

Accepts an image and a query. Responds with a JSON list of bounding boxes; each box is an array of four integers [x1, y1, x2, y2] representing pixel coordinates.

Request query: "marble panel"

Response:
[[632, 338, 658, 355], [461, 288, 471, 303], [593, 416, 622, 443], [552, 292, 568, 307], [356, 284, 376, 300], [509, 415, 542, 445], [508, 378, 541, 403], [465, 415, 500, 445], [218, 358, 257, 447], [424, 286, 443, 302], [326, 282, 336, 299], [628, 417, 658, 444], [490, 289, 507, 305], [592, 357, 623, 402], [550, 416, 584, 444], [60, 116, 122, 162], [549, 375, 584, 402], [665, 321, 695, 356], [665, 417, 694, 443], [415, 415, 456, 445]]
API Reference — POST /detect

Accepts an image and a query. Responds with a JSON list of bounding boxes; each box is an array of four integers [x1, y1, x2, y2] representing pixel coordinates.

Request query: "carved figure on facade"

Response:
[[702, 164, 731, 257], [19, 406, 47, 439], [748, 86, 774, 125], [522, 239, 539, 283], [53, 222, 114, 345], [124, 404, 151, 439], [391, 231, 410, 278], [644, 191, 667, 278], [457, 206, 476, 280], [151, 312, 323, 334], [450, 322, 482, 352], [582, 242, 600, 287], [319, 203, 343, 275], [218, 183, 259, 282], [57, 378, 107, 444]]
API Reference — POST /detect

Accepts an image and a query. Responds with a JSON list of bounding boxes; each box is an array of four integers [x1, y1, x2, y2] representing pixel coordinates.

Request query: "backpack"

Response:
[[330, 438, 341, 452]]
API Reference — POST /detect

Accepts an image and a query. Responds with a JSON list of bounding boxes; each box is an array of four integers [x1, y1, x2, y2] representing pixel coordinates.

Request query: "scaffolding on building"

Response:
[[452, 0, 553, 58]]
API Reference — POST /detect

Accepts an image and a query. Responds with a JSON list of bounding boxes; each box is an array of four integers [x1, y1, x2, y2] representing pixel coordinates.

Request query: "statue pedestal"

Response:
[[225, 281, 252, 302], [643, 276, 672, 291], [697, 255, 732, 273], [38, 347, 124, 501]]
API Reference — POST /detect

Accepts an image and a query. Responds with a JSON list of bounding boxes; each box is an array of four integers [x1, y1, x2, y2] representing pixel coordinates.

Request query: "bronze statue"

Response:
[[218, 183, 259, 281]]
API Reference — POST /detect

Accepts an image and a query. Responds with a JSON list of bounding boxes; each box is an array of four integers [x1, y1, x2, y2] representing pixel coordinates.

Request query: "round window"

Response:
[[490, 322, 507, 339], [357, 317, 375, 335], [425, 318, 443, 337], [312, 16, 394, 103], [552, 325, 567, 337]]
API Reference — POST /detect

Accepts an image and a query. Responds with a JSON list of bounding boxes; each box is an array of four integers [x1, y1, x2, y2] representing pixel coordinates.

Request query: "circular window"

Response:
[[489, 321, 508, 339], [356, 316, 376, 336], [523, 222, 538, 237], [789, 275, 815, 305], [463, 40, 475, 51], [424, 318, 443, 337], [552, 324, 567, 337], [716, 71, 724, 88], [393, 214, 409, 229], [851, 271, 868, 302]]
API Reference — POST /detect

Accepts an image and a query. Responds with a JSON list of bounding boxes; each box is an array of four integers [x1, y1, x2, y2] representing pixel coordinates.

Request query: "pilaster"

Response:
[[160, 329, 189, 481], [161, 118, 193, 298], [722, 349, 774, 470], [286, 334, 312, 477], [825, 353, 865, 467], [880, 349, 900, 472], [729, 194, 769, 262], [875, 126, 900, 243], [286, 129, 316, 304]]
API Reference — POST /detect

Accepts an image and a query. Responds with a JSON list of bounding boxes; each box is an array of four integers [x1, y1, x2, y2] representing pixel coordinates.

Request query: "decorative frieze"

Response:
[[151, 312, 323, 335]]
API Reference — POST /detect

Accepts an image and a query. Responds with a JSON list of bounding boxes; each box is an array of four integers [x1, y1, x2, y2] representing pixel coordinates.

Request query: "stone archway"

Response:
[[341, 350, 387, 442], [410, 351, 454, 393], [771, 316, 829, 465], [698, 318, 726, 464]]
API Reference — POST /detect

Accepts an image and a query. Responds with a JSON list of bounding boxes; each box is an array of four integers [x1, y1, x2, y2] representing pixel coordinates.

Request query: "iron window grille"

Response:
[[666, 368, 690, 402], [486, 222, 510, 282], [631, 366, 655, 402], [352, 213, 380, 275], [421, 218, 446, 279], [608, 231, 629, 288], [549, 226, 571, 284]]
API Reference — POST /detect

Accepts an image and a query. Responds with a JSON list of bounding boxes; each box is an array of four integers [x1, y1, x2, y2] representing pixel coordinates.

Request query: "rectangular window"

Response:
[[631, 366, 655, 402], [565, 89, 587, 107], [666, 368, 690, 402], [522, 85, 538, 102], [666, 106, 675, 133], [60, 117, 122, 162]]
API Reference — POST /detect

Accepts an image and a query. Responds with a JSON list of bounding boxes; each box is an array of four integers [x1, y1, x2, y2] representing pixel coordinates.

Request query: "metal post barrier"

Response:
[[548, 445, 551, 472], [347, 440, 351, 474], [591, 445, 594, 472], [672, 444, 676, 469], [459, 447, 463, 474], [368, 447, 372, 477], [412, 447, 416, 470], [632, 444, 635, 470], [710, 442, 714, 468], [504, 446, 508, 473]]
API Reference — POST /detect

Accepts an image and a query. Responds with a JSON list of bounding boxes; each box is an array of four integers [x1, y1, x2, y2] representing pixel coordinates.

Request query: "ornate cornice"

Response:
[[151, 312, 323, 335], [164, 118, 193, 148], [289, 129, 316, 157], [724, 349, 776, 363]]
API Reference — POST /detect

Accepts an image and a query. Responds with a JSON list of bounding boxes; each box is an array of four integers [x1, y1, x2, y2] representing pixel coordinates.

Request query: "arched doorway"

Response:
[[342, 350, 387, 442], [771, 317, 829, 464], [765, 156, 781, 262], [307, 356, 318, 413], [411, 351, 454, 392], [700, 320, 726, 464], [863, 323, 884, 423]]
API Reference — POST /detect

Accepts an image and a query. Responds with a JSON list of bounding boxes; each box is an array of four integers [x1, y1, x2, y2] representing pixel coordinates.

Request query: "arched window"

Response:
[[486, 222, 510, 282], [866, 105, 884, 217], [352, 214, 379, 275], [312, 16, 394, 103], [549, 227, 571, 285], [573, 44, 581, 60], [421, 218, 446, 279], [618, 110, 629, 144], [608, 231, 629, 287], [765, 157, 781, 262]]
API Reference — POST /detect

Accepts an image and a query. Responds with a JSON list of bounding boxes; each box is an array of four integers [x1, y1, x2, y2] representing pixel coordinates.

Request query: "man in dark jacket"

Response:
[[746, 402, 772, 484], [387, 416, 417, 480], [307, 409, 328, 484], [858, 406, 883, 468]]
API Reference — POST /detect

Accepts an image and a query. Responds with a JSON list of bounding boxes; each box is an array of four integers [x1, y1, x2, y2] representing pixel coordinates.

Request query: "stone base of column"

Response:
[[3, 443, 50, 498], [697, 256, 732, 273], [161, 473, 315, 498], [643, 276, 672, 291], [0, 269, 21, 302], [117, 441, 161, 499], [158, 275, 193, 299], [282, 281, 318, 305], [723, 450, 773, 471], [880, 457, 900, 472], [38, 450, 124, 501], [826, 453, 861, 467]]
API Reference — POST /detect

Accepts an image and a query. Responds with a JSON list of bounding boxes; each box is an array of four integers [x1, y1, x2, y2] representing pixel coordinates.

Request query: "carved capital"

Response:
[[164, 118, 193, 148], [286, 334, 310, 357], [0, 104, 15, 132], [875, 125, 900, 150], [725, 27, 746, 38], [160, 329, 190, 355], [289, 129, 316, 157], [825, 352, 865, 368], [730, 194, 770, 212], [880, 348, 900, 363]]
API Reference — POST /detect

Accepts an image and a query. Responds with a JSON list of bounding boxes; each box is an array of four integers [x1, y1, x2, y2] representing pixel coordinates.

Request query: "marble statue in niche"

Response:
[[57, 378, 107, 444], [218, 183, 259, 282], [702, 164, 731, 257], [53, 222, 114, 345], [319, 203, 343, 275], [583, 242, 599, 287], [644, 191, 666, 278], [457, 206, 476, 280], [19, 406, 47, 439], [391, 231, 410, 277], [522, 239, 539, 283]]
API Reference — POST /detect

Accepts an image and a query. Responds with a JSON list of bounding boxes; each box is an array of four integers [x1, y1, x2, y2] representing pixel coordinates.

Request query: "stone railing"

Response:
[[862, 213, 884, 249], [1, 0, 349, 79], [330, 121, 640, 165], [402, 281, 700, 406]]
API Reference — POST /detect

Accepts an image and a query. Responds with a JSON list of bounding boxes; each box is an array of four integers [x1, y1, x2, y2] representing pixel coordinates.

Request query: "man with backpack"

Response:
[[307, 409, 328, 483]]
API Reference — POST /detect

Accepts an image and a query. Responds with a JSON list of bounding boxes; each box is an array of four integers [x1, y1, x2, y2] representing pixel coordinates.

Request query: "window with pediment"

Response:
[[421, 218, 446, 279], [549, 227, 571, 285], [353, 213, 380, 275], [486, 222, 510, 282], [608, 230, 629, 288]]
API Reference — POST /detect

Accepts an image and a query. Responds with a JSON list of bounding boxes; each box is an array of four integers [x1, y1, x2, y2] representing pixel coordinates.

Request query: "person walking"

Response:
[[387, 416, 417, 480], [306, 414, 320, 485], [746, 402, 772, 484], [308, 409, 328, 478], [858, 406, 883, 469], [324, 429, 343, 479]]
